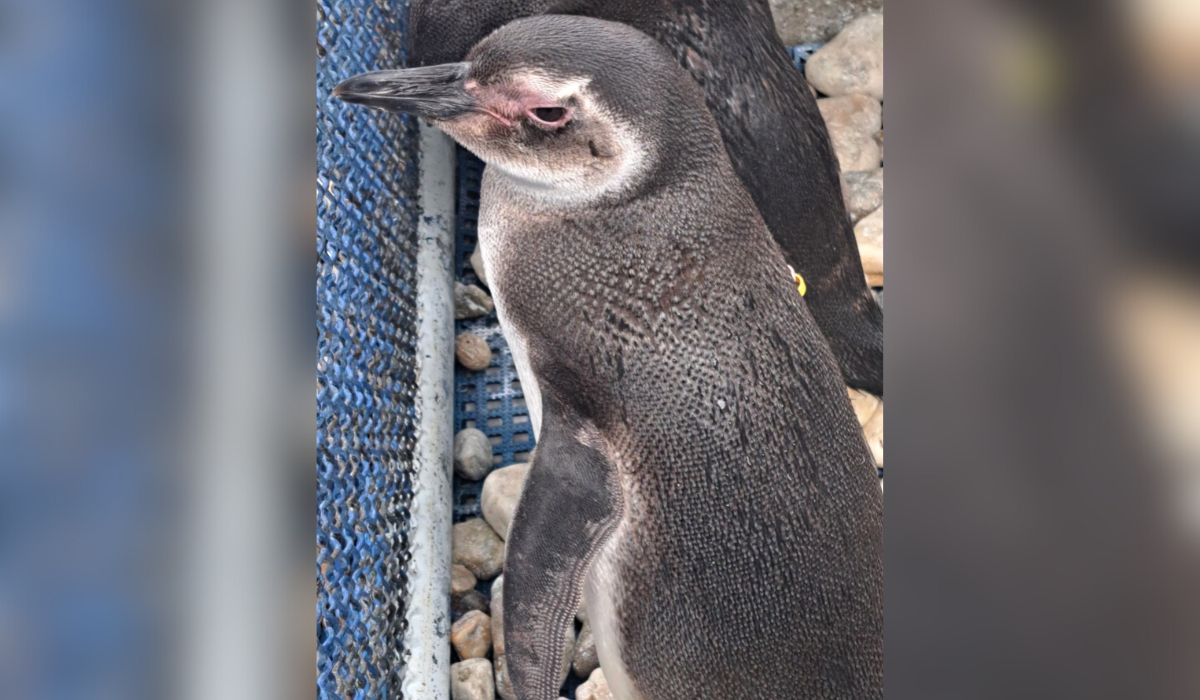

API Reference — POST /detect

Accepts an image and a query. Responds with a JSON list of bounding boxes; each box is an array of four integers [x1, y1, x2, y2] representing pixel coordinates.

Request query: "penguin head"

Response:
[[335, 15, 716, 204]]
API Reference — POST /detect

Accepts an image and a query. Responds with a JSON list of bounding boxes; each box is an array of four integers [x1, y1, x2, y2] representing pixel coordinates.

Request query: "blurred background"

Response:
[[0, 0, 1196, 698]]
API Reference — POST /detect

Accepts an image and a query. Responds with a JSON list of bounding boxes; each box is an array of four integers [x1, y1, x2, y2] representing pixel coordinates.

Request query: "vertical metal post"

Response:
[[404, 124, 457, 699]]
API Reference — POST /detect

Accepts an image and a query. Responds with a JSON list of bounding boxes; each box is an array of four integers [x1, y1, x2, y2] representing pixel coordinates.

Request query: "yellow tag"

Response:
[[788, 265, 807, 297]]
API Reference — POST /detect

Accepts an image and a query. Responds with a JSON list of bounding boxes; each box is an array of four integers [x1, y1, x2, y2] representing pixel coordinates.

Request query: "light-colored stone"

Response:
[[818, 94, 882, 135], [770, 0, 883, 44], [481, 463, 531, 540], [572, 622, 599, 679], [450, 658, 495, 700], [841, 169, 883, 223], [455, 282, 495, 320], [576, 668, 613, 700], [454, 428, 494, 481], [490, 576, 505, 656], [451, 564, 478, 598], [818, 94, 882, 172], [451, 610, 493, 660], [854, 206, 883, 287], [846, 388, 881, 426], [456, 332, 493, 371], [494, 655, 515, 700], [864, 401, 883, 467], [806, 12, 884, 100], [469, 246, 489, 287], [453, 518, 505, 579]]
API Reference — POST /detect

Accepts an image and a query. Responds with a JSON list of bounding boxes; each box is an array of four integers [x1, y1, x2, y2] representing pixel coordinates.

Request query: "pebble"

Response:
[[469, 246, 489, 287], [770, 0, 883, 44], [572, 622, 599, 679], [818, 94, 882, 172], [490, 576, 506, 656], [493, 655, 515, 700], [481, 463, 531, 540], [846, 387, 882, 426], [455, 282, 495, 320], [805, 12, 884, 100], [454, 428, 494, 481], [576, 668, 613, 700], [863, 401, 884, 467], [456, 333, 493, 371], [450, 658, 495, 700], [451, 564, 478, 598], [854, 206, 884, 287], [841, 169, 883, 223], [453, 518, 505, 580], [451, 610, 493, 660]]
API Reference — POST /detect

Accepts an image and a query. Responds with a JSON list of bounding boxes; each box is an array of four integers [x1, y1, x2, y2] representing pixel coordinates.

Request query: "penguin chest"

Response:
[[474, 227, 544, 438]]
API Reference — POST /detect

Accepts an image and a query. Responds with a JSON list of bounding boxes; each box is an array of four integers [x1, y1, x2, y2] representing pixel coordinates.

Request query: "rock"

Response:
[[450, 658, 495, 700], [490, 576, 506, 656], [770, 0, 883, 44], [451, 610, 493, 660], [818, 94, 882, 172], [805, 12, 884, 100], [453, 518, 505, 579], [481, 463, 531, 540], [875, 129, 884, 164], [854, 206, 883, 287], [451, 564, 478, 598], [456, 333, 493, 371], [576, 668, 613, 700], [455, 282, 495, 320], [841, 169, 883, 223], [469, 246, 489, 287], [846, 388, 881, 426], [454, 428, 494, 481], [453, 589, 489, 618], [863, 401, 883, 467], [494, 655, 516, 700], [572, 622, 599, 678]]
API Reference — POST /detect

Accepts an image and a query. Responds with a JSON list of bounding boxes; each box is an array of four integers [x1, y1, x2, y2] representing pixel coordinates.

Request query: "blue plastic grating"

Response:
[[316, 0, 423, 697], [789, 42, 824, 71], [452, 149, 537, 522]]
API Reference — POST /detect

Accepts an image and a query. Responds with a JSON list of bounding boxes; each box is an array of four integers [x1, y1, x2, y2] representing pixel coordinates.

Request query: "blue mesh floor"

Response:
[[452, 149, 537, 523]]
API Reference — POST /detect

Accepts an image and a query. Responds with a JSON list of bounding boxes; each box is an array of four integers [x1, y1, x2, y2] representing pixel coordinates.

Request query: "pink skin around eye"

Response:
[[466, 78, 570, 129]]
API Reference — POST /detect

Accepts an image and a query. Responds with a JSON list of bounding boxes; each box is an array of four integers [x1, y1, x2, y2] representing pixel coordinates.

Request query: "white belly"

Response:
[[585, 522, 643, 700], [475, 230, 543, 438]]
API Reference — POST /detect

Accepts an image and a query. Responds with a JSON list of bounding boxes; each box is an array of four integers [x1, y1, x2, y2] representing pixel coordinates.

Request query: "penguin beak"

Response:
[[333, 62, 474, 120]]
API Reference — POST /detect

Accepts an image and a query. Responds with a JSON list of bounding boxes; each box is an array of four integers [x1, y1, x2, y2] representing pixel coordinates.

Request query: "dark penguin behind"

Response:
[[409, 0, 886, 396], [336, 15, 883, 700]]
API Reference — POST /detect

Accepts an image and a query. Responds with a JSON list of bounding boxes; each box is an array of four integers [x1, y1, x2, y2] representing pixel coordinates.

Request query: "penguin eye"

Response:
[[527, 106, 571, 128]]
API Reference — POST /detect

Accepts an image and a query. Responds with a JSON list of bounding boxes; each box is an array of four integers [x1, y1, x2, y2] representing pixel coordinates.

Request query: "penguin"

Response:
[[335, 15, 883, 700], [408, 0, 885, 397]]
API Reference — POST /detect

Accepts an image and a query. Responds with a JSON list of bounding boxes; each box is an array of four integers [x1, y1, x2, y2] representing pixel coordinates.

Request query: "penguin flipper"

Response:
[[503, 410, 621, 700]]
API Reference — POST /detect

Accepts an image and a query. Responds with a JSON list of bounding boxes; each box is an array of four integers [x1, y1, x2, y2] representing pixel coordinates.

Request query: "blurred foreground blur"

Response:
[[0, 0, 1196, 698]]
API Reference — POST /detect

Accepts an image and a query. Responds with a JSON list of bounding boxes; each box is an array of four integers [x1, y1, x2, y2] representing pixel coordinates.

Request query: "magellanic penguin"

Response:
[[408, 0, 885, 397], [335, 16, 883, 700]]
